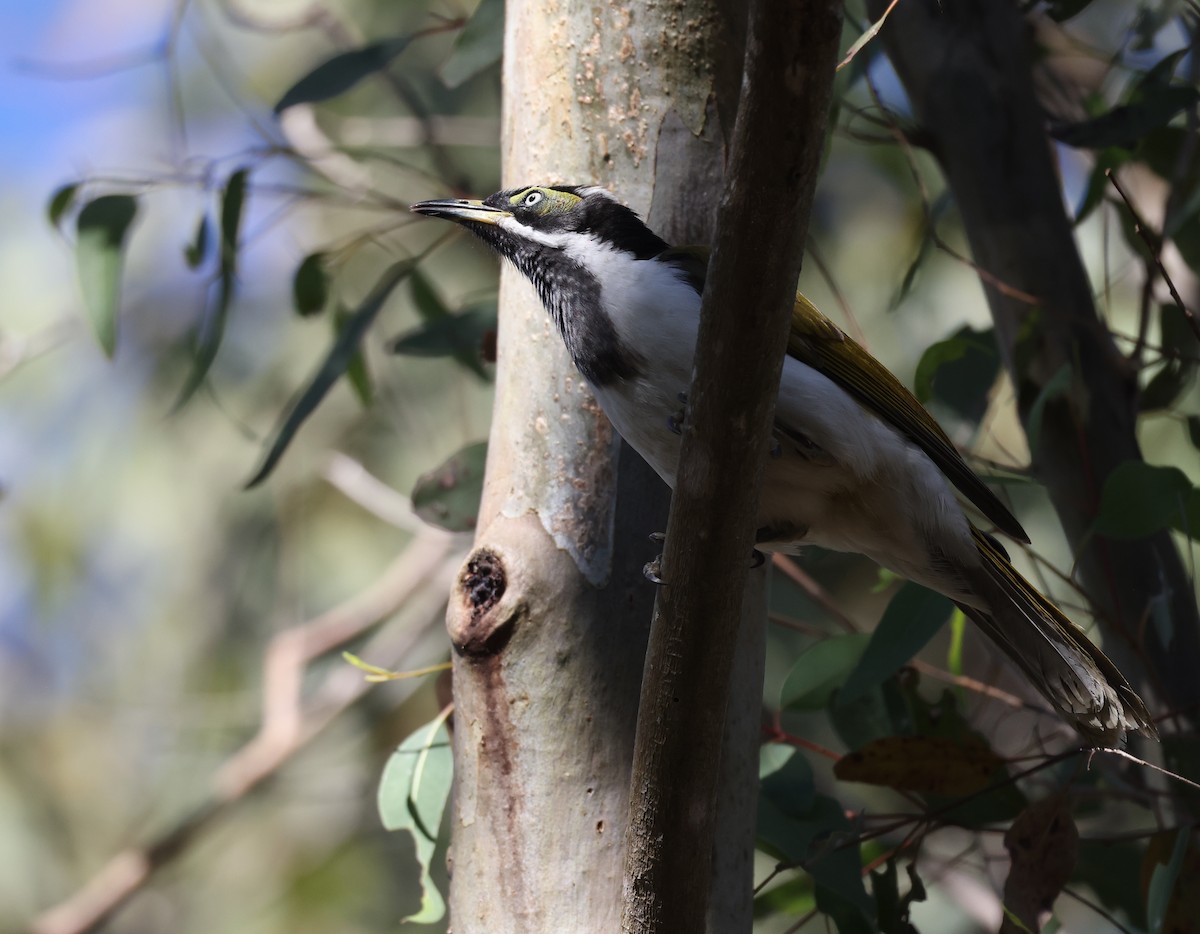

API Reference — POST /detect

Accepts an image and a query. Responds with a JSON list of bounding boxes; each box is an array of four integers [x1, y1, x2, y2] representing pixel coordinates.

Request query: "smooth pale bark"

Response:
[[870, 0, 1200, 729], [621, 1, 843, 931], [445, 3, 758, 931]]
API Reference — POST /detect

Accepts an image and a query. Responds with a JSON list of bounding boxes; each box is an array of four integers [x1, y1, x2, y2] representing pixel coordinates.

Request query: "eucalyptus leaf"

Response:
[[293, 252, 329, 317], [439, 0, 504, 89], [245, 258, 415, 487], [274, 38, 411, 113], [1044, 0, 1093, 21], [914, 325, 999, 426], [1147, 830, 1189, 934], [1093, 461, 1195, 540], [1139, 304, 1197, 412], [838, 583, 952, 708], [759, 744, 815, 816], [172, 167, 248, 410], [780, 634, 870, 712], [411, 441, 488, 532], [410, 270, 449, 321], [378, 711, 452, 924], [1024, 363, 1071, 459], [184, 214, 210, 270], [388, 304, 497, 379], [75, 194, 139, 357], [333, 305, 372, 406], [1051, 85, 1199, 150], [48, 182, 79, 229], [1187, 415, 1200, 450]]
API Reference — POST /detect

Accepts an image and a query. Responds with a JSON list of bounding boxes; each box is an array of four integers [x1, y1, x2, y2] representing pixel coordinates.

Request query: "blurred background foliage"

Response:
[[1, 0, 1197, 932]]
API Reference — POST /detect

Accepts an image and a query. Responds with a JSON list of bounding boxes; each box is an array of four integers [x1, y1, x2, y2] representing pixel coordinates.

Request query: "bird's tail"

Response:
[[958, 527, 1156, 746]]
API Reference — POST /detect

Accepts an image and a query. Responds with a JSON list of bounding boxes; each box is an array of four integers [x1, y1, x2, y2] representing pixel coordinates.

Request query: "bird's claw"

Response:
[[643, 556, 666, 585], [666, 391, 689, 436]]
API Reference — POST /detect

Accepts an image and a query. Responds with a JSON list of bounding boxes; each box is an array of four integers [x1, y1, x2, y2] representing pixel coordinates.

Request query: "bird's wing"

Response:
[[788, 292, 1028, 542], [657, 247, 1026, 543]]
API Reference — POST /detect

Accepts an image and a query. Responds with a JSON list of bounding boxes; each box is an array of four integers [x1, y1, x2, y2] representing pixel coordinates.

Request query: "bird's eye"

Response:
[[523, 191, 544, 207]]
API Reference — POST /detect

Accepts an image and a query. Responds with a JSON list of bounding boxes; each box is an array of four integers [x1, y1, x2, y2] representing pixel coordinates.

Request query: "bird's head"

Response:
[[411, 185, 668, 269], [411, 186, 670, 385]]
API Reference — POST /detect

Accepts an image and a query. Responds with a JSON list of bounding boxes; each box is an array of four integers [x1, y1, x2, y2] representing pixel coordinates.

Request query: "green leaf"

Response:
[[870, 859, 926, 934], [411, 441, 488, 532], [274, 38, 411, 113], [757, 783, 875, 933], [759, 744, 815, 816], [184, 213, 210, 269], [1024, 363, 1071, 459], [388, 304, 497, 379], [1139, 304, 1197, 412], [1044, 0, 1093, 21], [48, 183, 79, 229], [913, 331, 967, 404], [439, 0, 504, 89], [172, 167, 248, 410], [1051, 85, 1199, 150], [753, 875, 815, 920], [1075, 839, 1147, 928], [245, 258, 415, 487], [293, 252, 329, 317], [1074, 147, 1129, 225], [914, 326, 999, 426], [1147, 829, 1189, 934], [75, 194, 139, 357], [410, 270, 449, 321], [829, 675, 911, 751], [1093, 461, 1195, 540], [838, 584, 953, 708], [333, 305, 372, 406], [780, 634, 870, 712], [378, 710, 452, 925]]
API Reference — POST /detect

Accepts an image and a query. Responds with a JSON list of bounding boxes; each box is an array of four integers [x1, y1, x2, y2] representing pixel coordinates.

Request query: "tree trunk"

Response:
[[445, 3, 753, 930], [872, 0, 1200, 726]]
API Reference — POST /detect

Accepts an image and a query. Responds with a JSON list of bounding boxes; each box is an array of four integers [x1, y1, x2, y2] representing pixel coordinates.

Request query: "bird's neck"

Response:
[[512, 246, 643, 386]]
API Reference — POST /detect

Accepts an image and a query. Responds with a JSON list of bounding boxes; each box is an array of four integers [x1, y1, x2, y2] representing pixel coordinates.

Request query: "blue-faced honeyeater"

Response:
[[412, 184, 1155, 746]]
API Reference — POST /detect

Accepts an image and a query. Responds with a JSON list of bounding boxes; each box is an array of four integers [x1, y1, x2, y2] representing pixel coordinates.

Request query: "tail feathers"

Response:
[[961, 528, 1156, 747]]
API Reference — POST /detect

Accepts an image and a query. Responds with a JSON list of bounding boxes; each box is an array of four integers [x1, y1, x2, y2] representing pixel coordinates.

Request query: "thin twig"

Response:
[[864, 73, 1042, 307], [29, 529, 462, 934], [1106, 168, 1200, 345], [771, 554, 860, 633]]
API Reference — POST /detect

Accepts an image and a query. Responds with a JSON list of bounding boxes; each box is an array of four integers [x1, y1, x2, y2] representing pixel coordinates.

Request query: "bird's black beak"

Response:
[[410, 198, 512, 226]]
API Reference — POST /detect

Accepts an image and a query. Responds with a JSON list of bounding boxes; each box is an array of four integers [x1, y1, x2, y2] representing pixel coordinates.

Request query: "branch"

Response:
[[29, 527, 462, 934], [620, 1, 842, 930], [871, 0, 1200, 726]]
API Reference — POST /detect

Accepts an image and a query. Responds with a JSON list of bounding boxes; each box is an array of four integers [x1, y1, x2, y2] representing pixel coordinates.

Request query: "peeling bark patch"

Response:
[[451, 549, 516, 657]]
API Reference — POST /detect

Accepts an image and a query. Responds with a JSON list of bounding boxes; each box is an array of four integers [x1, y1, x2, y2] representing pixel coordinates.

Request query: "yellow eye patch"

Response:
[[507, 187, 582, 215]]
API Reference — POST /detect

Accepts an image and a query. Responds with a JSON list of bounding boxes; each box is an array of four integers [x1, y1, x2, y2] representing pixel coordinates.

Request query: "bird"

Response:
[[411, 184, 1155, 746]]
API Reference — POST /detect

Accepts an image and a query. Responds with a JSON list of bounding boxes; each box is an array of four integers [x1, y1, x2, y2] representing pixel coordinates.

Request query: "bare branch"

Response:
[[29, 528, 462, 934], [621, 1, 842, 929]]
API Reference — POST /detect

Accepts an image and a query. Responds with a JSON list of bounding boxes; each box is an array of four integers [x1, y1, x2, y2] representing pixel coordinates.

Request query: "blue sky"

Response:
[[0, 1, 173, 204]]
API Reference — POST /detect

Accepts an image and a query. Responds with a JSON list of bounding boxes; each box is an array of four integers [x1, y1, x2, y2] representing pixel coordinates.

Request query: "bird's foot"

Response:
[[666, 392, 689, 436], [643, 532, 667, 584]]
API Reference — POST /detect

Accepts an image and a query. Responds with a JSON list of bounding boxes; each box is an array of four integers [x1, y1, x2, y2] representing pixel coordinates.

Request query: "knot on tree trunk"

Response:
[[451, 548, 516, 657]]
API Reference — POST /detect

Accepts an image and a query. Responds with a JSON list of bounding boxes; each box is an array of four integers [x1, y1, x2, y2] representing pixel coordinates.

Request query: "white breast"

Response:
[[569, 244, 978, 602]]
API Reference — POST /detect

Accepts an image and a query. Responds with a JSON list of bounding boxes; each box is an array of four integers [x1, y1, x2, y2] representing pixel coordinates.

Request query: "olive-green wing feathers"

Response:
[[789, 293, 1028, 542], [656, 248, 1026, 542]]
